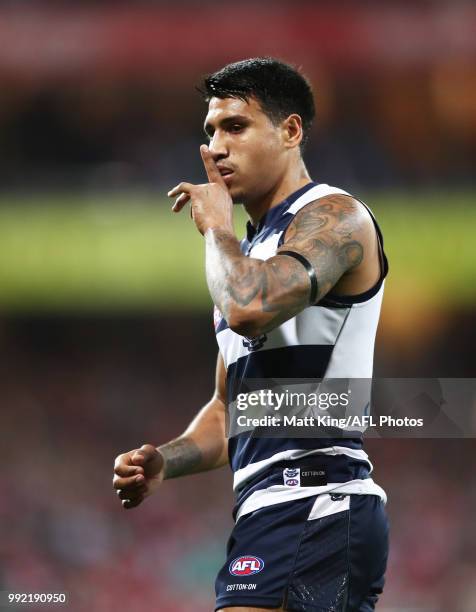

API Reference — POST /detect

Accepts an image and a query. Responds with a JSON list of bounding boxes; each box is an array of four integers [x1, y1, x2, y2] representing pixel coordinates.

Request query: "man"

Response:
[[113, 58, 389, 611]]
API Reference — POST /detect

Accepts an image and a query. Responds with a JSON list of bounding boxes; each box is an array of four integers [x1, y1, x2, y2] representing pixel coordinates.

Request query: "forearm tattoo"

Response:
[[205, 194, 365, 333], [158, 437, 203, 479]]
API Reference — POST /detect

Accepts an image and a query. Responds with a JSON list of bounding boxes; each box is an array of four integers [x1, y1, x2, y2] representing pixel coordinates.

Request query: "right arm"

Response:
[[112, 352, 228, 509]]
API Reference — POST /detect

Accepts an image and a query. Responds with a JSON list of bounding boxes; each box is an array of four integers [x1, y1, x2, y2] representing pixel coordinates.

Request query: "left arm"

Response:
[[204, 194, 366, 337], [205, 226, 310, 336]]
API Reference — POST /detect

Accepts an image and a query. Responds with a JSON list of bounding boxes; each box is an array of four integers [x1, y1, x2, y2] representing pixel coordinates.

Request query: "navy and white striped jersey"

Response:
[[213, 182, 389, 518]]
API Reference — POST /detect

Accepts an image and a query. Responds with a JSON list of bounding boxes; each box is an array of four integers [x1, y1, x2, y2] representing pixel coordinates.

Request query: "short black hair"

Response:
[[199, 57, 315, 150]]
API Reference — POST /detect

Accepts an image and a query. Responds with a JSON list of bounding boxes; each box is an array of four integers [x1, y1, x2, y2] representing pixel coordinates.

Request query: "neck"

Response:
[[243, 160, 312, 227]]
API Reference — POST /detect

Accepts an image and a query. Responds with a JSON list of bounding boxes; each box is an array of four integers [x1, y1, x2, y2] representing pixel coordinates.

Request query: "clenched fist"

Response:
[[113, 444, 164, 509]]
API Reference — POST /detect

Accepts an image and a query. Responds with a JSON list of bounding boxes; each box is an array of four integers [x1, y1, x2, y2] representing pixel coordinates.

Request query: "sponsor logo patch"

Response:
[[226, 583, 257, 591], [229, 556, 264, 576], [301, 468, 327, 486]]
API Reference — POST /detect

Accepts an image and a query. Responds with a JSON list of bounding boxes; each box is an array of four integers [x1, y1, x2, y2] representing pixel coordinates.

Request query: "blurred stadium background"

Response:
[[0, 1, 475, 611]]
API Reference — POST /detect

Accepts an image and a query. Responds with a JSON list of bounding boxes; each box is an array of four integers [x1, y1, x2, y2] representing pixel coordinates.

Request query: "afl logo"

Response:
[[229, 555, 264, 576]]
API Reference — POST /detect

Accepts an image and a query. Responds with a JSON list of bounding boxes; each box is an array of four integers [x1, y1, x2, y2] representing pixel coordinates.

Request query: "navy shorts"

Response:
[[215, 493, 389, 611]]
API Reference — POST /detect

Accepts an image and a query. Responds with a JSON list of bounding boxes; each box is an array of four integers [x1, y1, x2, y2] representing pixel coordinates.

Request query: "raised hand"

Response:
[[167, 145, 234, 235]]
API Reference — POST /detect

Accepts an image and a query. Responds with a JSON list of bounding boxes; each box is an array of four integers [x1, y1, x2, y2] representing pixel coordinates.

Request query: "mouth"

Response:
[[218, 168, 235, 185]]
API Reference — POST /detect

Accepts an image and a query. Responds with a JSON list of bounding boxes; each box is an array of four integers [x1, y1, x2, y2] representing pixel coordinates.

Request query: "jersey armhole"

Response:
[[278, 195, 389, 307], [324, 197, 389, 306]]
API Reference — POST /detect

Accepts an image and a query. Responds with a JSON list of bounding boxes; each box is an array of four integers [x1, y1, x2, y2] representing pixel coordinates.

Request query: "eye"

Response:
[[230, 124, 244, 134]]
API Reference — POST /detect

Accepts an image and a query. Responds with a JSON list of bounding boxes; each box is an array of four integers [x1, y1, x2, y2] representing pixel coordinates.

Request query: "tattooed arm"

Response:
[[205, 194, 375, 338], [113, 352, 228, 508]]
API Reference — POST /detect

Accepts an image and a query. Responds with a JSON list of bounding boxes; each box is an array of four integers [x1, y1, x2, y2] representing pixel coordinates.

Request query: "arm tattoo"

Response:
[[158, 437, 203, 479], [205, 194, 365, 335], [281, 195, 364, 299]]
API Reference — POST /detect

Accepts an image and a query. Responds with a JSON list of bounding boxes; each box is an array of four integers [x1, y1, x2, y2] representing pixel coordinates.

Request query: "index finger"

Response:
[[114, 453, 144, 476], [114, 463, 144, 478], [200, 144, 226, 186], [113, 473, 145, 490]]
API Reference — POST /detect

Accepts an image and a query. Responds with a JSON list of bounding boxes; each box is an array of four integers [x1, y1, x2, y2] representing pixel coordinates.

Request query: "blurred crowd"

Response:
[[0, 3, 474, 193], [1, 67, 474, 193], [0, 316, 475, 611]]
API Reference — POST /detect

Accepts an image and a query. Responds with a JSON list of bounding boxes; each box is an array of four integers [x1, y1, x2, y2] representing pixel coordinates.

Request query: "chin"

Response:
[[230, 188, 246, 205]]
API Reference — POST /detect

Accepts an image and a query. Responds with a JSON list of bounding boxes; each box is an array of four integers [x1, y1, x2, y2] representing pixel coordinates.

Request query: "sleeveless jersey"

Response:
[[213, 182, 389, 519]]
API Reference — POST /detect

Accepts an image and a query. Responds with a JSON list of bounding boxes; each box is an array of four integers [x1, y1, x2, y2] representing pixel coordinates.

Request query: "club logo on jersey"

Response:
[[229, 556, 264, 576], [283, 467, 301, 487], [242, 334, 267, 352]]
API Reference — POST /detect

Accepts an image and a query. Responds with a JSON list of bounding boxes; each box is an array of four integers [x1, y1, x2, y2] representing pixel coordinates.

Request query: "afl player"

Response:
[[113, 58, 389, 611]]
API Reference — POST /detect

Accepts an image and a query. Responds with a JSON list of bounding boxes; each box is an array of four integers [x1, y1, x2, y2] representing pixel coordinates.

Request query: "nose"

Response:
[[208, 130, 228, 160]]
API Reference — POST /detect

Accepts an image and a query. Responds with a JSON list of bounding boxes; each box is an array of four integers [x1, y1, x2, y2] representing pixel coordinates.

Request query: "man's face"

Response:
[[203, 96, 289, 204]]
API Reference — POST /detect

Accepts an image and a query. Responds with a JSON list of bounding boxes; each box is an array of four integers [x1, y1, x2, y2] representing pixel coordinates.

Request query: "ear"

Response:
[[282, 114, 303, 149]]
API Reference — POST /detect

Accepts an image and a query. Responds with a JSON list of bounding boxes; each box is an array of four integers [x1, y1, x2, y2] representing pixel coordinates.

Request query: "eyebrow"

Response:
[[203, 114, 250, 136]]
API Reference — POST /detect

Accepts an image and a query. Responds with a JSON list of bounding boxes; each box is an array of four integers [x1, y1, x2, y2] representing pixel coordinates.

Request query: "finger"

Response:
[[113, 473, 145, 490], [167, 182, 195, 198], [200, 144, 226, 186], [172, 192, 190, 213], [122, 496, 144, 509], [117, 484, 147, 500], [114, 457, 144, 477]]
